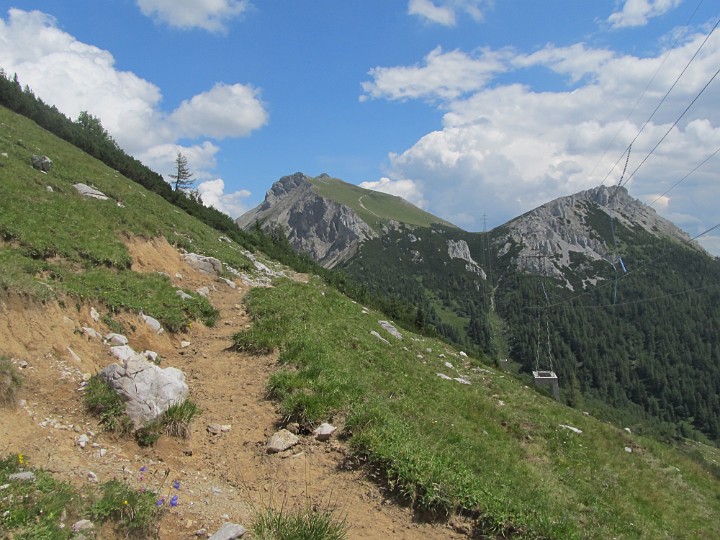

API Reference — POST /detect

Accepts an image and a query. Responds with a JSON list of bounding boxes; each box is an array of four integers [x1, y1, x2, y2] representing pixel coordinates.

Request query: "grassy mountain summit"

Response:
[[308, 173, 457, 231]]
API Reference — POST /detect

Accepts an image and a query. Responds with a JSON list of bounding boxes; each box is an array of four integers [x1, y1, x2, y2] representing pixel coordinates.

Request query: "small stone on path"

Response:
[[313, 423, 337, 441], [267, 429, 299, 453], [209, 523, 246, 540], [8, 472, 35, 482]]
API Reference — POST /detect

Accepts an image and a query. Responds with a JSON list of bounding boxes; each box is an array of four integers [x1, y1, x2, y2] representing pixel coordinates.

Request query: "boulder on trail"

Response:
[[99, 354, 189, 427], [184, 253, 223, 275], [267, 429, 299, 453]]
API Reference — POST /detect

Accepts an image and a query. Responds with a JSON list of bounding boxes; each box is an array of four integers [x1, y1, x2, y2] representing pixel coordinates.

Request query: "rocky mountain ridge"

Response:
[[236, 173, 378, 267], [237, 175, 705, 279], [497, 185, 704, 285]]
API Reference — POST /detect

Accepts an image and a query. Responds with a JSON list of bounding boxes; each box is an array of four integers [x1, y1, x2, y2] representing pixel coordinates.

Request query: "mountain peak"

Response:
[[499, 184, 702, 286], [236, 173, 454, 267]]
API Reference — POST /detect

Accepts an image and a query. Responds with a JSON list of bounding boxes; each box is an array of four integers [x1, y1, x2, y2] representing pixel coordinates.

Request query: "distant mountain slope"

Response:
[[335, 186, 720, 442], [497, 185, 705, 285], [236, 172, 454, 267]]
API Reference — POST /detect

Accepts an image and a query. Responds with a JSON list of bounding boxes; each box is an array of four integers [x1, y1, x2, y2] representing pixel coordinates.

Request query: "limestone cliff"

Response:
[[497, 185, 703, 284], [447, 239, 486, 278], [236, 173, 377, 268]]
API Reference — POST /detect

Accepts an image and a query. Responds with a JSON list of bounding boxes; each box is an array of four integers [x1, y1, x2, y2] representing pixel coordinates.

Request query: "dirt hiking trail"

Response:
[[0, 237, 466, 539]]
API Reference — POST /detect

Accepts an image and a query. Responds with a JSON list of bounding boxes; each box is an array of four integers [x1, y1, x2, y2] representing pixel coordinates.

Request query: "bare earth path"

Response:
[[0, 237, 465, 539]]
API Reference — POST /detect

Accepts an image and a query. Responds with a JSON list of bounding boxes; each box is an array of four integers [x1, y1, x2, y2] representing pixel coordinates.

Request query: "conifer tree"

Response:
[[170, 152, 195, 191]]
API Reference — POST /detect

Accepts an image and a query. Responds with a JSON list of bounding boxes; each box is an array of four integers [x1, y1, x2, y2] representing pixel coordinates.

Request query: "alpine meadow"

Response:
[[2, 2, 720, 539]]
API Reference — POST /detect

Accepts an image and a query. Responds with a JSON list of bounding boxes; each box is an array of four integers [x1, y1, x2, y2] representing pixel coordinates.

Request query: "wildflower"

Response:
[[139, 466, 147, 472], [173, 480, 181, 490], [18, 453, 24, 465], [123, 500, 128, 505], [170, 495, 178, 507], [156, 498, 165, 506]]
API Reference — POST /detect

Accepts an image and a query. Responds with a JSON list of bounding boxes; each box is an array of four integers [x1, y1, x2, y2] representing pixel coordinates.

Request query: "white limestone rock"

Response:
[[73, 183, 109, 200], [378, 320, 403, 340], [313, 422, 337, 441], [184, 253, 223, 275], [99, 354, 189, 428], [267, 429, 299, 453]]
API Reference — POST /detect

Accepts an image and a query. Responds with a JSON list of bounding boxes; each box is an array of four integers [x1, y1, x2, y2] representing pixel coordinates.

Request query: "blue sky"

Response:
[[1, 1, 719, 254]]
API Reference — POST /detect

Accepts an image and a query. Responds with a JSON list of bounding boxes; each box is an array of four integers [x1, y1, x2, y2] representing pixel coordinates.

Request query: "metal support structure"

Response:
[[533, 370, 560, 401]]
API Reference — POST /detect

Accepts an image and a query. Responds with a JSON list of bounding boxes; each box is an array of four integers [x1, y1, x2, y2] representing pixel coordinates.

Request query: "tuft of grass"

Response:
[[84, 375, 133, 435], [252, 506, 347, 540], [61, 269, 219, 332], [92, 479, 162, 538], [134, 420, 164, 447], [102, 313, 126, 335], [0, 356, 22, 407], [0, 247, 52, 300], [233, 316, 290, 354], [0, 453, 161, 539], [0, 453, 80, 538], [136, 399, 201, 446], [163, 399, 201, 438]]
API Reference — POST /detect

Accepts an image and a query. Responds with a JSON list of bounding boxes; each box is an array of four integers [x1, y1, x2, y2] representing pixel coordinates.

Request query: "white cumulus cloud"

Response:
[[361, 46, 509, 102], [366, 26, 720, 255], [0, 9, 166, 154], [0, 8, 268, 203], [136, 0, 251, 32], [407, 0, 486, 26], [607, 0, 682, 29], [197, 179, 252, 218], [169, 83, 268, 139], [359, 177, 427, 208]]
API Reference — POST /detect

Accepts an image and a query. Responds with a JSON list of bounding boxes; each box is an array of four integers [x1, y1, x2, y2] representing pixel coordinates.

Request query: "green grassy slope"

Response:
[[235, 278, 720, 539], [309, 175, 456, 230], [2, 102, 719, 540], [0, 105, 249, 329]]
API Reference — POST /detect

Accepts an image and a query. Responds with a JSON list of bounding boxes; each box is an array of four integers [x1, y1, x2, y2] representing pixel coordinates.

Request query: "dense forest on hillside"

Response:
[[495, 224, 720, 441], [342, 221, 720, 443]]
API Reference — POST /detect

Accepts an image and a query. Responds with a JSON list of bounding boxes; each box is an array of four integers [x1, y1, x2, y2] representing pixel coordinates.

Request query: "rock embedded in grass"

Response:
[[313, 422, 337, 441], [141, 312, 164, 334], [184, 253, 223, 276], [176, 289, 193, 300], [8, 471, 35, 482], [370, 330, 390, 345], [73, 183, 109, 200], [31, 154, 52, 172], [99, 354, 189, 427], [378, 320, 403, 340]]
